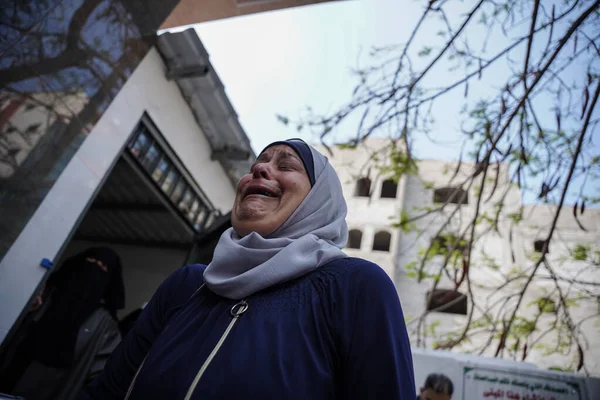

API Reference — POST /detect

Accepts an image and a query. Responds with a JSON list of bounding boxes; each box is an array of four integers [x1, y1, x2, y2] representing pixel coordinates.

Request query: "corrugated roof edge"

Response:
[[156, 28, 255, 188]]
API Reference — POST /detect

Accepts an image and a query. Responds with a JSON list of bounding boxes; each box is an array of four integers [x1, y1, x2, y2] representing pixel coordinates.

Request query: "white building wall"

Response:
[[0, 48, 237, 344], [512, 205, 600, 373], [322, 139, 403, 280], [321, 138, 600, 375]]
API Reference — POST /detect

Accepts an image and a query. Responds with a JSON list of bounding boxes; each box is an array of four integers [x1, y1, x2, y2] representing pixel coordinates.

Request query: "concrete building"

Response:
[[0, 0, 340, 352], [319, 138, 600, 376], [0, 27, 255, 348]]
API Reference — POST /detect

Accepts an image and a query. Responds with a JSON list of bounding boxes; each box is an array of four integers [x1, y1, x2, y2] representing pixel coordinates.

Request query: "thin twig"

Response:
[[496, 79, 600, 357]]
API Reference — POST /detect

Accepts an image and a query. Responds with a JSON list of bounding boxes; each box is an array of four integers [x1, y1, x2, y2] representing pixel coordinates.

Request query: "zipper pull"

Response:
[[230, 300, 248, 318], [184, 299, 249, 400]]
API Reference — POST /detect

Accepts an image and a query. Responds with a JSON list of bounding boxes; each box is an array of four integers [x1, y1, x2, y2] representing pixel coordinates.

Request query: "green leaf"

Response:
[[276, 114, 289, 125], [535, 297, 556, 313], [549, 366, 574, 372], [425, 320, 441, 336], [479, 12, 488, 25], [565, 299, 579, 307], [512, 317, 537, 337], [507, 212, 523, 224], [395, 210, 416, 233], [418, 47, 432, 57], [336, 142, 357, 150], [423, 180, 434, 189], [571, 244, 589, 261], [404, 261, 418, 271]]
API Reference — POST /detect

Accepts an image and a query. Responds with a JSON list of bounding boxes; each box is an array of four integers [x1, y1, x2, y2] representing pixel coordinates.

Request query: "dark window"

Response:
[[129, 129, 151, 158], [141, 143, 160, 171], [381, 179, 398, 198], [373, 231, 391, 252], [178, 188, 194, 214], [355, 177, 371, 197], [161, 168, 178, 194], [347, 229, 362, 249], [194, 207, 208, 231], [204, 212, 216, 229], [433, 187, 468, 205], [534, 239, 549, 253], [151, 156, 169, 183], [188, 199, 200, 222], [126, 119, 214, 233], [426, 289, 467, 315]]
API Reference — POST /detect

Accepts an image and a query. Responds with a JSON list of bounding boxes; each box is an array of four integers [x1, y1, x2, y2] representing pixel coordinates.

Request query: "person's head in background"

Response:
[[418, 373, 453, 400]]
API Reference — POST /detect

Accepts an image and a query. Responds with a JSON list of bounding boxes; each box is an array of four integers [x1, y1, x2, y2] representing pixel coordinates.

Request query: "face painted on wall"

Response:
[[232, 145, 312, 238]]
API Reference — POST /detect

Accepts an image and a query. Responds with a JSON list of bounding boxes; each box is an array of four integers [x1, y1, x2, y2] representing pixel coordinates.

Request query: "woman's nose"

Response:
[[252, 162, 272, 180]]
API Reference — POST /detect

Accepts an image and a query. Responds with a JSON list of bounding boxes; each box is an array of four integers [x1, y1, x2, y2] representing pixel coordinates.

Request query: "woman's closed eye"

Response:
[[279, 162, 298, 171]]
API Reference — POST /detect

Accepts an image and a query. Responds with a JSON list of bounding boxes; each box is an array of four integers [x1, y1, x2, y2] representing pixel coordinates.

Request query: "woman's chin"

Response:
[[233, 208, 276, 236], [236, 199, 278, 217]]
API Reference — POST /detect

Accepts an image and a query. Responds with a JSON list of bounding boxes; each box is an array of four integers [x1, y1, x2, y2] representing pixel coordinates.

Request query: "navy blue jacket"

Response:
[[80, 258, 415, 399]]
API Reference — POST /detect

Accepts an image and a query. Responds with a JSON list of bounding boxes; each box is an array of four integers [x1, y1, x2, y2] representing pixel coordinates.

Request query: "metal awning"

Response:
[[156, 29, 255, 187], [74, 157, 195, 249], [74, 30, 253, 250]]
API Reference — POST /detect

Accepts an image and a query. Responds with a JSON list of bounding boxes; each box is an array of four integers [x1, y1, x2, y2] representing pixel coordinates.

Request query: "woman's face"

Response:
[[232, 145, 311, 237]]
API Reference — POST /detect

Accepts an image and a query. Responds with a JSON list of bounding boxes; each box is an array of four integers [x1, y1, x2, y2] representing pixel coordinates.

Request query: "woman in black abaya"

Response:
[[1, 247, 125, 400]]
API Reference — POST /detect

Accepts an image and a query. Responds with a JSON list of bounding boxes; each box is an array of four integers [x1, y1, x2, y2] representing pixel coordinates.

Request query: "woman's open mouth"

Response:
[[243, 185, 281, 200]]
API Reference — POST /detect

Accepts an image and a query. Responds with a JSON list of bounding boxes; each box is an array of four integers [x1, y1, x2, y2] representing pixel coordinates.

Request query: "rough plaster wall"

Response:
[[320, 139, 600, 375]]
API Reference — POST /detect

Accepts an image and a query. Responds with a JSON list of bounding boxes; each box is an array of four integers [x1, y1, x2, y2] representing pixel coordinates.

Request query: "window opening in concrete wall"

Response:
[[127, 119, 216, 232], [355, 177, 371, 197], [433, 187, 468, 205], [170, 178, 186, 203], [426, 289, 468, 315], [161, 167, 178, 193], [347, 229, 362, 249], [151, 155, 169, 182], [534, 239, 549, 253], [381, 179, 398, 198], [373, 231, 391, 251]]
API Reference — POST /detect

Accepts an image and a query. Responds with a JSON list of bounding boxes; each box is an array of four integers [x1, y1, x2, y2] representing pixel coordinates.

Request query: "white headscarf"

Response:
[[203, 142, 348, 299]]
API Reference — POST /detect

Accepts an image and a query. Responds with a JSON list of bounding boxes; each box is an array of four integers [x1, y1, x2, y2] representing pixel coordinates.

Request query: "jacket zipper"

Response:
[[184, 299, 248, 400], [123, 297, 248, 400], [124, 354, 147, 400]]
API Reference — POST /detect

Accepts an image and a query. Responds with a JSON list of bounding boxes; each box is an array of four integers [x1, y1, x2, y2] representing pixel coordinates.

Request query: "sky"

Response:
[[190, 0, 467, 155], [163, 0, 598, 204]]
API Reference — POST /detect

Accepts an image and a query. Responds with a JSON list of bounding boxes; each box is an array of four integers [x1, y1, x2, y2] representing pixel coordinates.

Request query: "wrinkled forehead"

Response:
[[257, 144, 302, 162]]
